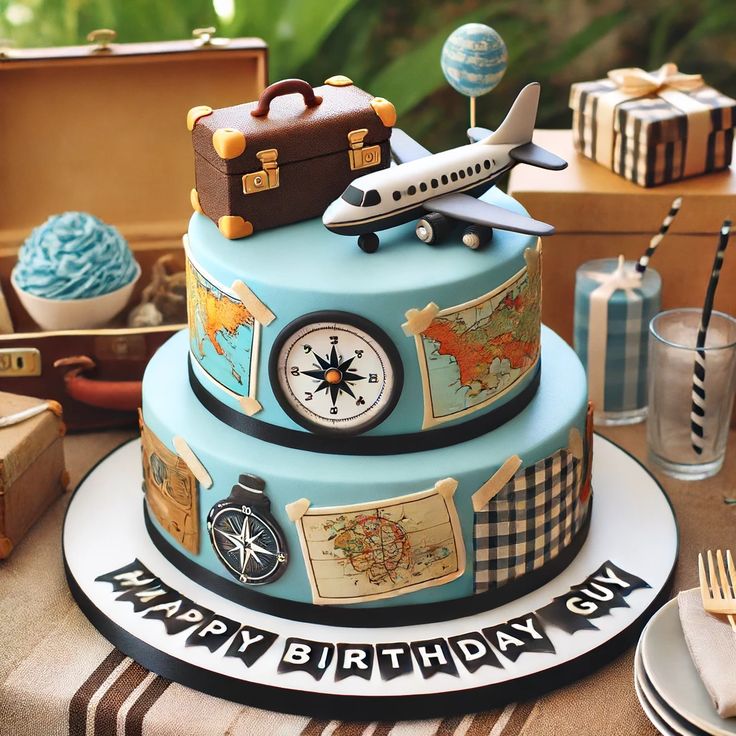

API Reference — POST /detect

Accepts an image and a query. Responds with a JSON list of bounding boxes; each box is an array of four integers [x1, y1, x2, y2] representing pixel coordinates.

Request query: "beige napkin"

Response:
[[678, 588, 736, 718]]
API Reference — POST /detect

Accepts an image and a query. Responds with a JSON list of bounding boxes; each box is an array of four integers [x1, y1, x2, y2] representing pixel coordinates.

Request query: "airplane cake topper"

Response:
[[322, 82, 567, 253]]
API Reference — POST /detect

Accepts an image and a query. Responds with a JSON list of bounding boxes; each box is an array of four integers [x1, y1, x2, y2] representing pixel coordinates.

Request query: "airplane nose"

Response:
[[322, 199, 342, 226]]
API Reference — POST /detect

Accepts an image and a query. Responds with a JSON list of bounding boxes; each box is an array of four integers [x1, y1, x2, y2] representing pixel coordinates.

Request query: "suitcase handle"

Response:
[[250, 79, 323, 118], [53, 356, 142, 412]]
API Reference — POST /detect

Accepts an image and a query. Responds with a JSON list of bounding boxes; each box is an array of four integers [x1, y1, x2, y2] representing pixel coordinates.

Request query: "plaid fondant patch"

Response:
[[473, 449, 589, 593]]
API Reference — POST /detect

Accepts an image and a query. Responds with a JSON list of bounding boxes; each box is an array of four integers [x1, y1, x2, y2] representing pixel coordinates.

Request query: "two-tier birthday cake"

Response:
[[138, 80, 593, 624], [63, 73, 677, 718]]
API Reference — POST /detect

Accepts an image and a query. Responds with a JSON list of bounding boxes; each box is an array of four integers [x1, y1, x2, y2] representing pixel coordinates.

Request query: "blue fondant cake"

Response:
[[140, 186, 592, 623]]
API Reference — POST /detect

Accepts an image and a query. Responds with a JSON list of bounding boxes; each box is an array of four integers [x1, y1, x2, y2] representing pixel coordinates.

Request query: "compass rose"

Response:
[[301, 345, 366, 406]]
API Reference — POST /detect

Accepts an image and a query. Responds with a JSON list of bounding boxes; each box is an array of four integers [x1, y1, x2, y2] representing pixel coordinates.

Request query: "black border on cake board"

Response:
[[62, 436, 678, 721]]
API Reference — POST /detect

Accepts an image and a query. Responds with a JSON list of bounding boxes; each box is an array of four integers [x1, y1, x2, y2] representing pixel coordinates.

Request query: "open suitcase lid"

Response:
[[0, 30, 268, 250]]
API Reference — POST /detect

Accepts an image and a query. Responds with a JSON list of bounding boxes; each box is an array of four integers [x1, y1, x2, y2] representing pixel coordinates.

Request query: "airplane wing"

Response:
[[390, 128, 433, 164], [424, 193, 555, 236]]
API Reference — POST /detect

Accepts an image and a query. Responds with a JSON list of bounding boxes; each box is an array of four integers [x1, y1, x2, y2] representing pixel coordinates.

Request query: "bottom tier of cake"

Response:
[[140, 327, 592, 625]]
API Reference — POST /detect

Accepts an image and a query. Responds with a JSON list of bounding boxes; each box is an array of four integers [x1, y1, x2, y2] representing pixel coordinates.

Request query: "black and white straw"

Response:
[[636, 196, 682, 274], [691, 219, 732, 455]]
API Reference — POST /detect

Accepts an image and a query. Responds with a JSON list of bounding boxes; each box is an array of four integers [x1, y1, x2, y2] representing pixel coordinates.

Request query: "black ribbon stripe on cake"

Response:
[[188, 356, 541, 456]]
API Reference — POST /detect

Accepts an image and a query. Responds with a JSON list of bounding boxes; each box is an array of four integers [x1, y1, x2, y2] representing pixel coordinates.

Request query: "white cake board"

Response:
[[63, 435, 678, 720]]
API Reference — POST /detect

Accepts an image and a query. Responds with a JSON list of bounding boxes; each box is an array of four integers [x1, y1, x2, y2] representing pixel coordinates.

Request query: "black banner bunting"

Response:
[[94, 559, 649, 682]]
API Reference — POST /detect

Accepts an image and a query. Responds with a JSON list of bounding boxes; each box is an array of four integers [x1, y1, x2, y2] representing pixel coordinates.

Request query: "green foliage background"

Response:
[[1, 0, 734, 151]]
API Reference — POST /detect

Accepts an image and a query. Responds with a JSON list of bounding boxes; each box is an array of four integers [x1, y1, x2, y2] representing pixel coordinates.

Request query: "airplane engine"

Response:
[[415, 213, 452, 245], [462, 225, 493, 250]]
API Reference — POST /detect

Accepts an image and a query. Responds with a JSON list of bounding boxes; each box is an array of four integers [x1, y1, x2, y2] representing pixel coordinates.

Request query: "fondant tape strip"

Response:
[[239, 396, 263, 416], [172, 436, 213, 489], [434, 477, 459, 499], [285, 498, 311, 521], [568, 427, 584, 461], [230, 280, 276, 326], [471, 455, 523, 511], [402, 303, 439, 336]]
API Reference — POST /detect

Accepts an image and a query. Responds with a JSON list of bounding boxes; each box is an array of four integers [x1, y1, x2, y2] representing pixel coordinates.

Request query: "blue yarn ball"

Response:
[[441, 23, 508, 98]]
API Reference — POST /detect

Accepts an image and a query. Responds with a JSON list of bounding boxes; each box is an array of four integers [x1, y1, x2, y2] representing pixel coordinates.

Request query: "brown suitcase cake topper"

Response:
[[188, 76, 396, 239]]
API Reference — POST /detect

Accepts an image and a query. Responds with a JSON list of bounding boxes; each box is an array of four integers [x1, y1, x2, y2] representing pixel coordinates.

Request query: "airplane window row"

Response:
[[391, 160, 493, 202]]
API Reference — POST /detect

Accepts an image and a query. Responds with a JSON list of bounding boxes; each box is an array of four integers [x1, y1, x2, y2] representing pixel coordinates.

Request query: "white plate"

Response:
[[635, 666, 679, 736], [640, 597, 736, 736], [635, 642, 704, 736]]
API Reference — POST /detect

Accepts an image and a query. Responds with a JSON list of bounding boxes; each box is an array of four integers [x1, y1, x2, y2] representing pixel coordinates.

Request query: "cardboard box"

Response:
[[508, 129, 736, 345], [0, 33, 267, 430], [0, 392, 67, 558]]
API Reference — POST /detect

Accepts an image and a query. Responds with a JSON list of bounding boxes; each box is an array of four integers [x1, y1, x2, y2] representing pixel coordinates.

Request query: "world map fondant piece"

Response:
[[186, 258, 257, 397], [414, 252, 541, 427], [288, 479, 465, 604]]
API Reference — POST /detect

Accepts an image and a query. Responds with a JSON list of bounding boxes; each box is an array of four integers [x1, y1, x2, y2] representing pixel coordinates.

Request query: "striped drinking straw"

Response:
[[636, 196, 683, 274], [691, 220, 733, 455]]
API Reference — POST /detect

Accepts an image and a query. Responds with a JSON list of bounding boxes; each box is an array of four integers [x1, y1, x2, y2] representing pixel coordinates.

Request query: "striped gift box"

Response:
[[570, 71, 736, 187]]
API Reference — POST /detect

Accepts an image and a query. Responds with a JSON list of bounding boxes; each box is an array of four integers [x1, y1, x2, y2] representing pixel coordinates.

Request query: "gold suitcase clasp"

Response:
[[348, 129, 381, 170], [242, 149, 280, 194]]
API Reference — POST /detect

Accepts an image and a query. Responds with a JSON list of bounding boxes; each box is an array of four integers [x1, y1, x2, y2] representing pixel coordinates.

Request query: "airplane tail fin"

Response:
[[479, 82, 540, 146]]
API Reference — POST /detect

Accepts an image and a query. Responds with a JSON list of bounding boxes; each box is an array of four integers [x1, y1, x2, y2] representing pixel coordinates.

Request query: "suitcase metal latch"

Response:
[[242, 149, 280, 194], [348, 129, 381, 170]]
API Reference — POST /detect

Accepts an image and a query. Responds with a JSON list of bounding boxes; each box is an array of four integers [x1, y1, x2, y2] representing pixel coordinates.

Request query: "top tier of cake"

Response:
[[185, 185, 540, 448]]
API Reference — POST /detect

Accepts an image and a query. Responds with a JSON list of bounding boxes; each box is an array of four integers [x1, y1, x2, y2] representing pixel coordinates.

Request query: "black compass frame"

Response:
[[268, 310, 404, 436]]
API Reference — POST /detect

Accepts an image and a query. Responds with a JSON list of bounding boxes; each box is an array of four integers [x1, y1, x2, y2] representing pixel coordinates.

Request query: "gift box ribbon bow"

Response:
[[594, 62, 712, 176], [607, 63, 703, 96]]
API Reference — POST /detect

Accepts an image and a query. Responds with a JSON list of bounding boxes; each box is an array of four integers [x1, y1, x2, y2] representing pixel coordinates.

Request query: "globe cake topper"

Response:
[[441, 22, 508, 127]]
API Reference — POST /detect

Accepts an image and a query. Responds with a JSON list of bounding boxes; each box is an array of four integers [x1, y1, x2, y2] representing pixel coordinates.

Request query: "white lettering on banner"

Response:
[[381, 648, 405, 669], [495, 631, 525, 652], [238, 631, 264, 653], [343, 649, 369, 670], [582, 582, 615, 602], [283, 642, 311, 665], [417, 644, 447, 667], [454, 639, 488, 661], [566, 597, 599, 616], [198, 619, 228, 638], [510, 617, 544, 640], [595, 567, 631, 589]]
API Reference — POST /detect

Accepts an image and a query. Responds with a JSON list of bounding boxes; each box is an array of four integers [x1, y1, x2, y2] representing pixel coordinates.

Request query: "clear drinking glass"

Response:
[[647, 309, 736, 480]]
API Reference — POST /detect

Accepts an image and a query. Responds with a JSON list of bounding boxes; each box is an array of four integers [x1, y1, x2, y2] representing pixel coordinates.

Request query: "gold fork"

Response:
[[698, 550, 736, 633]]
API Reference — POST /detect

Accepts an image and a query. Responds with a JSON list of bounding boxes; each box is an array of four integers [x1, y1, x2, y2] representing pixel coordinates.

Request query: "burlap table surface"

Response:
[[1, 425, 734, 736]]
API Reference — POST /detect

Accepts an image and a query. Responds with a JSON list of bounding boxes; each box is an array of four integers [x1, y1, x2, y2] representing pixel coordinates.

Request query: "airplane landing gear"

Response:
[[462, 225, 493, 250], [358, 232, 380, 253], [416, 213, 451, 245]]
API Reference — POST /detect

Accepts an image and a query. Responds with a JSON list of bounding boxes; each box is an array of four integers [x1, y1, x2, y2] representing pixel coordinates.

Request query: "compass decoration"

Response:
[[207, 474, 288, 585], [269, 311, 404, 436]]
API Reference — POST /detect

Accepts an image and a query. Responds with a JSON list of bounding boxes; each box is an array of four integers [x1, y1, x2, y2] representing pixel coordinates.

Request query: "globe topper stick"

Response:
[[441, 23, 508, 128]]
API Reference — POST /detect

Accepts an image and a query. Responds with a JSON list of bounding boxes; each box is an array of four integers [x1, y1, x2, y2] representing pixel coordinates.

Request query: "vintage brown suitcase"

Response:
[[190, 76, 396, 239], [0, 29, 268, 429]]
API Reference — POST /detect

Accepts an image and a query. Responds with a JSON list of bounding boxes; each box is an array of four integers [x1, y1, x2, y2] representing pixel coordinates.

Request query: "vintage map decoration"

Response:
[[410, 246, 541, 428], [286, 478, 465, 604], [140, 415, 200, 554], [186, 255, 260, 404]]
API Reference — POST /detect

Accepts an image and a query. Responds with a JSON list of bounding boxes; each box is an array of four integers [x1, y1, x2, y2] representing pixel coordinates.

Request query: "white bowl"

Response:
[[11, 262, 141, 331]]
